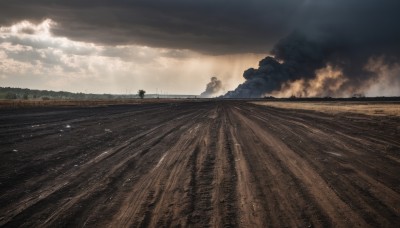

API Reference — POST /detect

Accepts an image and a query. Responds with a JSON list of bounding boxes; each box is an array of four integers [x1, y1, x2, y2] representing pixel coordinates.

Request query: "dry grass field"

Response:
[[252, 101, 400, 116]]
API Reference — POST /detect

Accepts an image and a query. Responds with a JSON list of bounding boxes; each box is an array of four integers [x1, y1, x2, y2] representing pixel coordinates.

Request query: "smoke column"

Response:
[[200, 77, 223, 98], [225, 29, 400, 98]]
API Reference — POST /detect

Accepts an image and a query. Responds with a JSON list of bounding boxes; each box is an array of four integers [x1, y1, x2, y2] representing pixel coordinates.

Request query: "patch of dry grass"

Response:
[[252, 101, 400, 116]]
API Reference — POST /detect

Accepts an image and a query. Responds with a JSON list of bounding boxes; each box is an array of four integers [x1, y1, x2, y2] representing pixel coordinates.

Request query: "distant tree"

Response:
[[23, 93, 29, 100], [138, 89, 146, 99], [5, 92, 17, 99]]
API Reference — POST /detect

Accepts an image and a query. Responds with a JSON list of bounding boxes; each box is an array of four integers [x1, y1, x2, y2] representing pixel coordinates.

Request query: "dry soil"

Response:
[[1, 101, 400, 227]]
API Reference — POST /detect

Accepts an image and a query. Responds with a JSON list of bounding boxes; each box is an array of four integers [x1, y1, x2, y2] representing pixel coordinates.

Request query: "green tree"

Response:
[[5, 92, 17, 99], [138, 89, 146, 99]]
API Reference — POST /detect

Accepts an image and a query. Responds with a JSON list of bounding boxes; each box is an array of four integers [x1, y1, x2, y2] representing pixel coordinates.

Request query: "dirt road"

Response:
[[1, 101, 400, 227]]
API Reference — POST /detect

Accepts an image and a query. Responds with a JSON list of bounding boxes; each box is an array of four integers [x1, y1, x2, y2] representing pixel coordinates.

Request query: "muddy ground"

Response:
[[1, 100, 400, 227]]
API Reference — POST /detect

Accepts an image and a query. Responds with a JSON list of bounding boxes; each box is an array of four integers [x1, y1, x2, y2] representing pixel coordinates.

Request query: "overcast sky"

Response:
[[0, 0, 399, 95]]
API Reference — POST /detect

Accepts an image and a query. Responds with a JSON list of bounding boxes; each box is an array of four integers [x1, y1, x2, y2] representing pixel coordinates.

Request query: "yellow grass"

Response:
[[252, 101, 400, 116]]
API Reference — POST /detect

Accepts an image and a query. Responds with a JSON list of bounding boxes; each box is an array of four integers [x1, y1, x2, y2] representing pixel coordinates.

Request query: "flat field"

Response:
[[0, 98, 191, 108], [252, 101, 400, 116], [1, 100, 400, 227]]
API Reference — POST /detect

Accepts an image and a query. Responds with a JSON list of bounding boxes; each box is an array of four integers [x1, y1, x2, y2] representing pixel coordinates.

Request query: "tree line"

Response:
[[0, 87, 144, 100]]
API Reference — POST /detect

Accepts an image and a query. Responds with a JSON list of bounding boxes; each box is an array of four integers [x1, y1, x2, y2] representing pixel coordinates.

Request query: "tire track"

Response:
[[231, 106, 369, 227], [242, 102, 400, 226], [1, 101, 400, 227]]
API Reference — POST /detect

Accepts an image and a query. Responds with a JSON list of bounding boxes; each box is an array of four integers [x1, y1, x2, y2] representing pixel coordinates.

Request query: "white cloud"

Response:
[[0, 19, 264, 94]]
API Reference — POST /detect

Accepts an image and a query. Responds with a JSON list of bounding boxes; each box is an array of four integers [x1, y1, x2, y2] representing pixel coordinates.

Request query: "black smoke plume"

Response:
[[200, 77, 223, 97], [225, 28, 400, 98]]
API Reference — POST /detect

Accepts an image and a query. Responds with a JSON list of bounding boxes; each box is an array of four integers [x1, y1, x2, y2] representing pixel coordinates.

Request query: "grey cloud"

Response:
[[0, 36, 98, 56], [0, 1, 399, 55], [99, 46, 160, 63], [3, 45, 80, 73], [0, 0, 302, 54], [100, 47, 193, 63], [160, 49, 193, 59]]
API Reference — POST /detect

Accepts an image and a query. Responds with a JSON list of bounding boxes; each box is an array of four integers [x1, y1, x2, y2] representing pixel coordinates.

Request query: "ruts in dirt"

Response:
[[1, 101, 400, 227]]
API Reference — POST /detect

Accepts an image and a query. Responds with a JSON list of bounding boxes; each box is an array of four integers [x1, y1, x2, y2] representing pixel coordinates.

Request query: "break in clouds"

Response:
[[1, 0, 400, 97]]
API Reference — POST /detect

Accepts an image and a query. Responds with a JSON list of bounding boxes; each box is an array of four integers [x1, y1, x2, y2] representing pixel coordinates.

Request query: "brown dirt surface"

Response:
[[0, 98, 195, 108], [1, 101, 400, 227]]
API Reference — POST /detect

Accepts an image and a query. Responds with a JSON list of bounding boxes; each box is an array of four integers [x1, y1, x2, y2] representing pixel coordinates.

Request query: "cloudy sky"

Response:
[[0, 0, 399, 96]]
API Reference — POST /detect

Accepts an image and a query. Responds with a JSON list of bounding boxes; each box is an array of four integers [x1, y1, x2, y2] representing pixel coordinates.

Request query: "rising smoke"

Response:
[[200, 77, 223, 98], [224, 31, 400, 98]]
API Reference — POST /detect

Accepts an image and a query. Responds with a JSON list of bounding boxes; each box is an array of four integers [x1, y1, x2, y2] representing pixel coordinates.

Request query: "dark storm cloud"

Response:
[[0, 0, 302, 54], [1, 0, 399, 56]]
